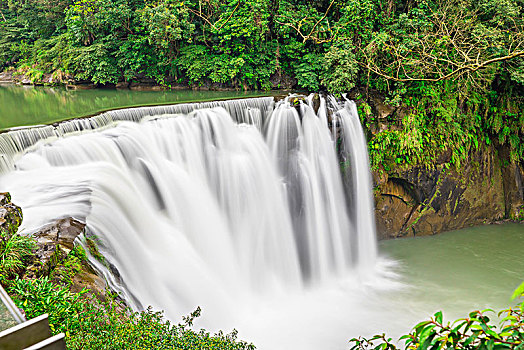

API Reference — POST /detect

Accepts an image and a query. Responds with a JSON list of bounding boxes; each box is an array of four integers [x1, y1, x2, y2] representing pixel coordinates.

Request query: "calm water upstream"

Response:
[[0, 84, 271, 130]]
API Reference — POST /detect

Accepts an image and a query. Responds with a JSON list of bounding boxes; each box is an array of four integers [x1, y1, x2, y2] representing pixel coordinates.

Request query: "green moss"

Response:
[[85, 236, 107, 266], [50, 245, 87, 286]]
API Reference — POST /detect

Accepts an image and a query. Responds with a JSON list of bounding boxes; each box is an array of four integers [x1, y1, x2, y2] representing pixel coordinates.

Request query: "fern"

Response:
[[0, 229, 35, 279]]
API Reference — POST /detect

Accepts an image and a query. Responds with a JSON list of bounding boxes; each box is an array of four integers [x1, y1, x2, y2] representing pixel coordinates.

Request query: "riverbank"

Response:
[[0, 67, 295, 91]]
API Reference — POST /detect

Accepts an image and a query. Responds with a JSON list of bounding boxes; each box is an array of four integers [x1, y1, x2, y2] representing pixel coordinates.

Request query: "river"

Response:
[[0, 86, 522, 349], [0, 84, 271, 130]]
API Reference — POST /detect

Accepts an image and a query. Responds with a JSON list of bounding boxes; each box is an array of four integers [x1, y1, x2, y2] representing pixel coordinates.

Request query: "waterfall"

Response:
[[0, 97, 274, 174], [338, 100, 378, 268], [0, 95, 380, 349]]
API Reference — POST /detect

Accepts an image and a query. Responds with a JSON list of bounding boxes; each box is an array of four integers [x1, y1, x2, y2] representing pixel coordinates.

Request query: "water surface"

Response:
[[0, 90, 522, 349], [236, 224, 524, 350], [0, 84, 271, 130], [380, 223, 524, 316]]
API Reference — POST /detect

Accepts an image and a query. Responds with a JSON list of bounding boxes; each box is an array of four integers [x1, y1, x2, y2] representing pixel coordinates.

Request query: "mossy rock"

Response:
[[0, 192, 23, 236]]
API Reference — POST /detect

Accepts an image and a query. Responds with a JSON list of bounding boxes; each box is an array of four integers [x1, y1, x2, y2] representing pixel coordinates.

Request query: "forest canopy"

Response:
[[1, 0, 523, 91]]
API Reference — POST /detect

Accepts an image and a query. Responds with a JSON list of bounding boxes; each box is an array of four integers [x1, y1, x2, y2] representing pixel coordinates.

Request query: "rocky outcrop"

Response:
[[0, 192, 23, 235], [373, 145, 524, 239], [345, 89, 524, 239], [0, 68, 73, 86], [23, 218, 109, 299], [0, 193, 109, 299], [0, 70, 15, 84], [24, 218, 84, 277]]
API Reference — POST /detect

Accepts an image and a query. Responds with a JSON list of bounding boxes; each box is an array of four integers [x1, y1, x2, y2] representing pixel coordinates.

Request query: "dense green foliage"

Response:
[[1, 0, 522, 92], [0, 230, 34, 283], [1, 0, 523, 168], [7, 277, 254, 350], [350, 284, 524, 349]]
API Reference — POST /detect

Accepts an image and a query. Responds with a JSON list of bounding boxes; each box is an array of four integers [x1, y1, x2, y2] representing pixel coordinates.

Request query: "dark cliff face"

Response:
[[373, 145, 524, 239]]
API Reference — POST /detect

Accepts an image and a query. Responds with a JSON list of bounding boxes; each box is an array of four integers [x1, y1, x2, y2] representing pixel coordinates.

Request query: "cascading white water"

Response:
[[0, 97, 274, 174], [335, 99, 378, 269], [265, 98, 353, 281], [0, 95, 386, 349]]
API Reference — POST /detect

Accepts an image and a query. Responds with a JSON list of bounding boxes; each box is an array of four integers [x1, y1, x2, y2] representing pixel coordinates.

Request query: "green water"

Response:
[[0, 84, 272, 130], [380, 223, 524, 326]]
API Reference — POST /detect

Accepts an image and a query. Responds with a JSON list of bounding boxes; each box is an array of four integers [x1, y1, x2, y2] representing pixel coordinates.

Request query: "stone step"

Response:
[[0, 314, 64, 350]]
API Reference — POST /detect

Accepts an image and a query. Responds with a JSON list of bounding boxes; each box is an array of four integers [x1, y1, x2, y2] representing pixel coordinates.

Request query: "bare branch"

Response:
[[186, 0, 241, 31], [360, 51, 524, 83], [303, 0, 335, 43]]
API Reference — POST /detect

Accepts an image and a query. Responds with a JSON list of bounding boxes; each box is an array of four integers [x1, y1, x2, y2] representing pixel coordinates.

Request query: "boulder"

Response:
[[25, 217, 85, 278], [370, 93, 396, 120], [0, 192, 23, 234], [0, 70, 15, 83]]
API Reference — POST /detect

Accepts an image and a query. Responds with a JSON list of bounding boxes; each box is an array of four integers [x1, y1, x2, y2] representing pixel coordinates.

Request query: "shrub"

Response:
[[349, 282, 524, 350], [7, 277, 255, 350], [321, 42, 359, 95], [0, 228, 35, 283]]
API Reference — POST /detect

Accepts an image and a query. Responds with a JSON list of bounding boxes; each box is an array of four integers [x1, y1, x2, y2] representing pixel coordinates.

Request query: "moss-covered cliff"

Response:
[[367, 124, 524, 239]]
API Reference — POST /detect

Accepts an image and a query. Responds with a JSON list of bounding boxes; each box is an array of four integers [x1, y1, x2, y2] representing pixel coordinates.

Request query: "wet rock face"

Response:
[[0, 193, 109, 299], [24, 218, 109, 299], [497, 146, 524, 220], [374, 145, 524, 239], [25, 218, 86, 278]]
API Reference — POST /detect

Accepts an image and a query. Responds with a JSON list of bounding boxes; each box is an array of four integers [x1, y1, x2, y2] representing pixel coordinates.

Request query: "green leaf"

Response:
[[435, 311, 443, 324], [511, 281, 524, 300], [414, 321, 431, 334]]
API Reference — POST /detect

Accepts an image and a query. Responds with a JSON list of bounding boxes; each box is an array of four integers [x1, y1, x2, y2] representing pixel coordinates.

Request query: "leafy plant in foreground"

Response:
[[0, 228, 35, 283], [349, 282, 524, 349], [7, 277, 255, 350]]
